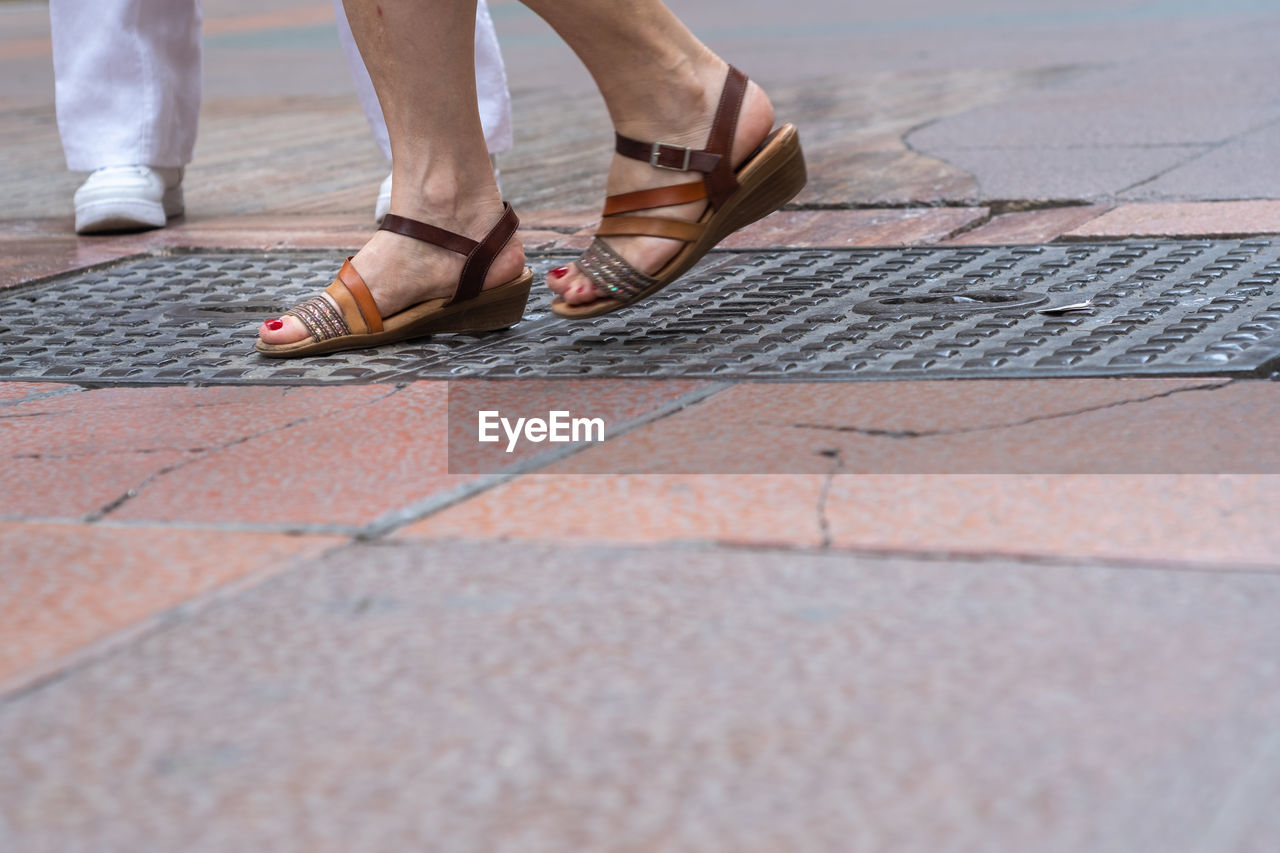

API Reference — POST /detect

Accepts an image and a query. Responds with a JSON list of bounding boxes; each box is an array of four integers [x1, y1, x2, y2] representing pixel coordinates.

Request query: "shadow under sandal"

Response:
[[553, 65, 807, 319], [256, 202, 533, 358]]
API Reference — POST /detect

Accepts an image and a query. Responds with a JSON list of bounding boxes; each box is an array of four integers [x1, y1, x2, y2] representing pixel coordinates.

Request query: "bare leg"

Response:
[[259, 0, 524, 346]]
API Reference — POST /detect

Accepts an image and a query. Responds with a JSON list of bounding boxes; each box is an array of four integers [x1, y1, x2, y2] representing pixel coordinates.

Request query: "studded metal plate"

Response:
[[1, 241, 1278, 385]]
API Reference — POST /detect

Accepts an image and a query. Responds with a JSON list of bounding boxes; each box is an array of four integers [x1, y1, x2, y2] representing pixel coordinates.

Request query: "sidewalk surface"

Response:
[[3, 0, 1280, 849]]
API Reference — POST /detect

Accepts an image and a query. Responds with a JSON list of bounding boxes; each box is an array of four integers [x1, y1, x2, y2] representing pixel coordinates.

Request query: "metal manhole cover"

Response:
[[0, 240, 1278, 384]]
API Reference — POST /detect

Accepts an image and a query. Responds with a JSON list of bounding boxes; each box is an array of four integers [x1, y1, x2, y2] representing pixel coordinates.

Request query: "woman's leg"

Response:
[[259, 0, 523, 346], [332, 0, 512, 162], [520, 0, 776, 306]]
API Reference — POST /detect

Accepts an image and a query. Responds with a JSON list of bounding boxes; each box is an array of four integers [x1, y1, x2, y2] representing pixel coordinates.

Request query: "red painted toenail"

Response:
[[265, 318, 284, 331], [550, 266, 570, 279]]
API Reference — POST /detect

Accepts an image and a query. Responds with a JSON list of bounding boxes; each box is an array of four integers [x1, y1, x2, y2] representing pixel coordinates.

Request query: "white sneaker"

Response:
[[74, 165, 184, 235], [373, 156, 502, 225]]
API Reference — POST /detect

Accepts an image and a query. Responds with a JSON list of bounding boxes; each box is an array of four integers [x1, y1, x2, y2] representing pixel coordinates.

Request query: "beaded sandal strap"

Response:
[[285, 295, 349, 343], [576, 237, 658, 299], [284, 258, 383, 343]]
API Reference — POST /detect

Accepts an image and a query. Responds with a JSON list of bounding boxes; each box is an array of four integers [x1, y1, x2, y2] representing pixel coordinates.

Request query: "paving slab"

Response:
[[411, 378, 1280, 565], [947, 206, 1110, 245], [91, 380, 706, 529], [99, 382, 456, 528], [906, 16, 1280, 204], [0, 522, 343, 691], [3, 451, 195, 521], [1121, 121, 1280, 203], [1066, 201, 1280, 240], [400, 475, 828, 549], [529, 378, 1275, 475], [0, 233, 146, 291], [402, 468, 1280, 568], [825, 475, 1280, 568], [3, 541, 1280, 851], [123, 214, 372, 252], [921, 145, 1208, 203], [1, 384, 389, 459], [0, 384, 390, 521], [717, 208, 987, 249], [0, 381, 74, 405]]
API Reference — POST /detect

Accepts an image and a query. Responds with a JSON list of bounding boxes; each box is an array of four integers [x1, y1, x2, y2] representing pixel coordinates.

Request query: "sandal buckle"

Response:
[[650, 142, 693, 171]]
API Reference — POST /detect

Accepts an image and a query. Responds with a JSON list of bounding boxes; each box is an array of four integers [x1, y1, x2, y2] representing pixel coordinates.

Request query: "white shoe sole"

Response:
[[75, 186, 184, 235]]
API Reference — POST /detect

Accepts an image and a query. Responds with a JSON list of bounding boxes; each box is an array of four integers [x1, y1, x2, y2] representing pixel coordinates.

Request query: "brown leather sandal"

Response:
[[256, 202, 533, 358], [552, 66, 806, 319]]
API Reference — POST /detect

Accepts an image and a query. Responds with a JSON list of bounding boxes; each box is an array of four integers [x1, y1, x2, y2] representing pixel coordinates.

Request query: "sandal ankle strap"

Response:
[[612, 65, 749, 209], [379, 201, 520, 305]]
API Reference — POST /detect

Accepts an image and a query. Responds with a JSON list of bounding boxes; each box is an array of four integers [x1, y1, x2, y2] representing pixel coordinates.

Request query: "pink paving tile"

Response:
[[0, 382, 75, 405], [401, 378, 1280, 561], [137, 215, 370, 251], [1, 452, 191, 520], [540, 378, 1230, 474], [901, 380, 1280, 475], [108, 384, 447, 527], [946, 206, 1111, 244], [718, 208, 988, 249], [399, 474, 827, 548], [824, 475, 1280, 568], [1, 385, 390, 519], [0, 522, 344, 690], [1, 385, 391, 458], [1065, 201, 1280, 239], [0, 234, 145, 289], [113, 380, 711, 527]]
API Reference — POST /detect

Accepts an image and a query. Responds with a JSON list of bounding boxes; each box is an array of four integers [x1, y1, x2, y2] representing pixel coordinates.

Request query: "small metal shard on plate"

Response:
[[1038, 300, 1095, 315]]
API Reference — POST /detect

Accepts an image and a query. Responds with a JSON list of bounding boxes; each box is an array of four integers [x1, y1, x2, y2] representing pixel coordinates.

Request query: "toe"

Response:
[[558, 268, 604, 306], [257, 315, 310, 345], [546, 265, 574, 296]]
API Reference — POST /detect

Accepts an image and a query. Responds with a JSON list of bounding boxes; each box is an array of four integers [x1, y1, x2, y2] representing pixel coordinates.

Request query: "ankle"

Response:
[[607, 57, 777, 155], [386, 165, 505, 235], [605, 53, 729, 144]]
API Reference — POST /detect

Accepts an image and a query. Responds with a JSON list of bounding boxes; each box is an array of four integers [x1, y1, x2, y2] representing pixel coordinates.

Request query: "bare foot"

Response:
[[257, 200, 526, 346], [548, 62, 776, 306]]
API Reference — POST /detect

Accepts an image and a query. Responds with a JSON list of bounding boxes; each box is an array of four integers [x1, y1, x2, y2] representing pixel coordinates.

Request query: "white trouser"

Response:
[[50, 0, 513, 172]]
